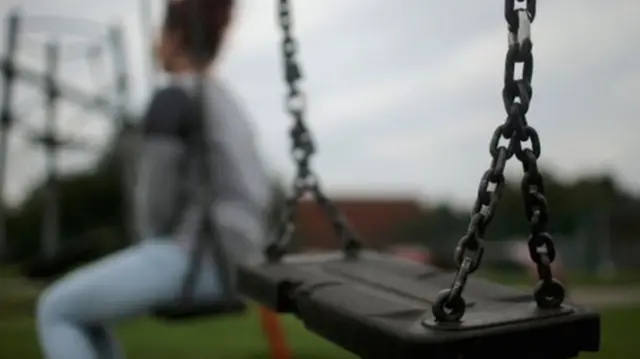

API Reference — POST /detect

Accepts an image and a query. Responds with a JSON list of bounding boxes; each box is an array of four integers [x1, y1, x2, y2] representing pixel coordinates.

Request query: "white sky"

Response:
[[1, 0, 639, 208]]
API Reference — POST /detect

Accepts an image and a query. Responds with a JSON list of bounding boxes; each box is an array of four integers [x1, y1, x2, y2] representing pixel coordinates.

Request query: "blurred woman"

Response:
[[35, 1, 271, 358]]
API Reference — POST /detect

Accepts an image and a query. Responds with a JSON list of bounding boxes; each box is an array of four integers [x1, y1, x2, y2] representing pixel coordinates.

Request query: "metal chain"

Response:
[[433, 0, 565, 323], [265, 0, 361, 263]]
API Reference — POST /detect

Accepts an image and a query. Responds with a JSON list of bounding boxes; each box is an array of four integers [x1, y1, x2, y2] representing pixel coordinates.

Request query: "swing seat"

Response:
[[153, 298, 247, 321], [238, 250, 600, 359]]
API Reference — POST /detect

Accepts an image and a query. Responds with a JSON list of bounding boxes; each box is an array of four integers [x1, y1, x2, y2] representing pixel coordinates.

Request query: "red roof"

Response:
[[295, 197, 425, 249]]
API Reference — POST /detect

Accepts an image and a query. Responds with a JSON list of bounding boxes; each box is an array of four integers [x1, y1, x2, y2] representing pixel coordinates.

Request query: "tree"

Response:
[[395, 170, 638, 247], [6, 132, 126, 266]]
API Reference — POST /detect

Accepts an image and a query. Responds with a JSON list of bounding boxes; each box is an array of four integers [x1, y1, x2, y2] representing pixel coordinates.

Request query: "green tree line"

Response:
[[3, 135, 639, 276], [395, 172, 640, 253]]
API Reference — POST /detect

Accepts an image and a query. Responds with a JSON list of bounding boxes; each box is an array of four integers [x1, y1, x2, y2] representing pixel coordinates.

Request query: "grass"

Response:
[[478, 269, 640, 288], [0, 307, 357, 359], [2, 270, 640, 358], [580, 305, 640, 359], [2, 299, 640, 358], [0, 266, 354, 358]]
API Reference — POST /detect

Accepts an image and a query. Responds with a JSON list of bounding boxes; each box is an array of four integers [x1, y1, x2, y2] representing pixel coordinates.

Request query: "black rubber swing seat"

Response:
[[238, 250, 600, 359], [152, 298, 248, 321]]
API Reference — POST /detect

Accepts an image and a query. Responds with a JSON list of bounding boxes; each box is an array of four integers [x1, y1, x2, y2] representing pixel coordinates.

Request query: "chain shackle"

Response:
[[266, 0, 362, 262], [434, 0, 564, 323]]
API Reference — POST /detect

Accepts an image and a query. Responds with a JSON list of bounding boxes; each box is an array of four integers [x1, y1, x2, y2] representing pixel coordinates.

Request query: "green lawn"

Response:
[[2, 300, 639, 358], [479, 269, 640, 288], [1, 270, 639, 359], [0, 308, 357, 359]]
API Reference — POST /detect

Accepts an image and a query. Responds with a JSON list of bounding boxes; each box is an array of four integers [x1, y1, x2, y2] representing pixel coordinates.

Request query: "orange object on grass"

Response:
[[259, 306, 291, 359]]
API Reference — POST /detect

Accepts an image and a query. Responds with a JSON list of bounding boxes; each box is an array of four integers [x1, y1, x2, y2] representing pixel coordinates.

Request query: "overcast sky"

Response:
[[1, 0, 639, 208]]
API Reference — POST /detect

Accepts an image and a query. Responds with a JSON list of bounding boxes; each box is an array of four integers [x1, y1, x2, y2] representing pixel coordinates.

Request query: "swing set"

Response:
[[169, 0, 600, 358], [0, 0, 601, 358]]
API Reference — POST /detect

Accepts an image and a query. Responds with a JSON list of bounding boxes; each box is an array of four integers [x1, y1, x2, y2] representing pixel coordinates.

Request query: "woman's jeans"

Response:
[[36, 239, 221, 359]]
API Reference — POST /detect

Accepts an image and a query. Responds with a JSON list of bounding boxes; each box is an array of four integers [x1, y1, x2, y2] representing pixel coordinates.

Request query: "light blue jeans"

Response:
[[36, 239, 221, 359]]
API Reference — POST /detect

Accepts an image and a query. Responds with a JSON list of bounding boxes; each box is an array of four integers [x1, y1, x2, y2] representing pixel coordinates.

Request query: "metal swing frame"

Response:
[[0, 10, 133, 270]]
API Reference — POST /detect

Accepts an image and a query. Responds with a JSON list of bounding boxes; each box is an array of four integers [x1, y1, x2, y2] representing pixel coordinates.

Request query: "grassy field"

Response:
[[479, 269, 640, 288], [1, 268, 639, 358], [2, 298, 639, 358], [0, 308, 356, 359]]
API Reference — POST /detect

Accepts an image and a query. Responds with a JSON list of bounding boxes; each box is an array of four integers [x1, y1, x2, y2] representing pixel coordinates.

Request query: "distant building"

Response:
[[294, 196, 425, 250]]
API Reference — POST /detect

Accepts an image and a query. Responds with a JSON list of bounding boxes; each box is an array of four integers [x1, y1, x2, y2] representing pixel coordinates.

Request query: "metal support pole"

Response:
[[0, 11, 20, 261], [7, 61, 116, 116], [41, 41, 60, 260]]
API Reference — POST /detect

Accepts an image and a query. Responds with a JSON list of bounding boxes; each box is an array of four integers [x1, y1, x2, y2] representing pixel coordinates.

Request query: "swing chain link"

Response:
[[433, 0, 565, 323], [266, 0, 361, 263]]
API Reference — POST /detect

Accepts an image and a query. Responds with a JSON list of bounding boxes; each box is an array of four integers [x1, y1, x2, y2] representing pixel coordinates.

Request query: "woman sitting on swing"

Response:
[[36, 1, 271, 358]]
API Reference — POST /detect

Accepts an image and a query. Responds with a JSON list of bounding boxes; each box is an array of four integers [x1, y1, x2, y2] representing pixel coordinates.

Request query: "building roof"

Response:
[[295, 197, 425, 249]]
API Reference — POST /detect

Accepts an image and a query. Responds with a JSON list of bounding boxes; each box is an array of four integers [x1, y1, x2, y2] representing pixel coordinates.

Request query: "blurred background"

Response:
[[0, 0, 638, 358]]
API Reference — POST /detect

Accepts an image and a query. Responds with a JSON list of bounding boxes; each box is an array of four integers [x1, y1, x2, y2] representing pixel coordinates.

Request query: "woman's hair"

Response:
[[163, 0, 234, 66]]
